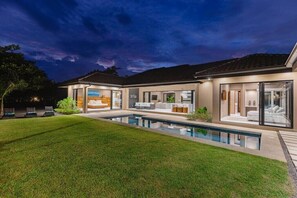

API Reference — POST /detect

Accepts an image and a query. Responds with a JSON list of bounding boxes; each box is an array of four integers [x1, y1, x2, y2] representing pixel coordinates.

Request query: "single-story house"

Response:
[[60, 43, 297, 130]]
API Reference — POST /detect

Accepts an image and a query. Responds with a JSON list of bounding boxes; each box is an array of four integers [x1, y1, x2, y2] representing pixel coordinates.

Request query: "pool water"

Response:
[[105, 114, 261, 150]]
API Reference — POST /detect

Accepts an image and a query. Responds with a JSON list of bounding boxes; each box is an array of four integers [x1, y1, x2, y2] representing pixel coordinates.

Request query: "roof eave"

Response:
[[58, 80, 123, 88], [194, 67, 291, 79], [123, 80, 203, 88], [285, 42, 297, 68]]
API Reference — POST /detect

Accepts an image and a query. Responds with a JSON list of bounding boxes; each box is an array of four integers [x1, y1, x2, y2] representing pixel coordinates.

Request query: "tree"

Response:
[[101, 66, 120, 76], [0, 45, 48, 115]]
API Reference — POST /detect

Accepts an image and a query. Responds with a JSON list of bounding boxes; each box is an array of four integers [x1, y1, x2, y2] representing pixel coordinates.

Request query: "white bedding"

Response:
[[88, 100, 108, 108], [247, 106, 289, 124]]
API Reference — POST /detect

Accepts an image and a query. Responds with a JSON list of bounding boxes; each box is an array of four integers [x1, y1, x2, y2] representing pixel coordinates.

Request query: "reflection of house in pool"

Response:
[[60, 43, 297, 130], [107, 114, 261, 150]]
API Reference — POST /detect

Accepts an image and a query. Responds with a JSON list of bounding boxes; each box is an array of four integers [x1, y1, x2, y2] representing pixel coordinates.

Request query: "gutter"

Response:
[[194, 67, 291, 79]]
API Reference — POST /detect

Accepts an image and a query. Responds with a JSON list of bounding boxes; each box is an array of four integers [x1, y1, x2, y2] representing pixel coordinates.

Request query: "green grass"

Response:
[[0, 116, 293, 197]]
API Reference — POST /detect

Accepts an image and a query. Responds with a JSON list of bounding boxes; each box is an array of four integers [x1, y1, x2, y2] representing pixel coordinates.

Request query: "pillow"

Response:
[[272, 106, 279, 113], [276, 107, 284, 113], [96, 100, 102, 104]]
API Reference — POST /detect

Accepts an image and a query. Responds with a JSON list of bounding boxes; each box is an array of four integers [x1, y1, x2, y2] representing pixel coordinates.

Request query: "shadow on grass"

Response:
[[0, 122, 83, 151]]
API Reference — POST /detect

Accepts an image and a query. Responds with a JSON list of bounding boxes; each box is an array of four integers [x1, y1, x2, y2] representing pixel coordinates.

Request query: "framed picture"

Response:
[[151, 95, 158, 100], [88, 89, 100, 97]]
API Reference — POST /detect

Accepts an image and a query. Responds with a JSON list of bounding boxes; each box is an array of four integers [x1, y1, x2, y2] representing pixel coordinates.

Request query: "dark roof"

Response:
[[60, 53, 291, 87], [124, 59, 233, 85], [194, 54, 290, 78], [60, 71, 125, 86]]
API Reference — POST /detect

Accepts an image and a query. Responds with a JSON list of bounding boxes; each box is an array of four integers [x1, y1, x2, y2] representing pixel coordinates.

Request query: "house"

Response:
[[60, 43, 297, 130]]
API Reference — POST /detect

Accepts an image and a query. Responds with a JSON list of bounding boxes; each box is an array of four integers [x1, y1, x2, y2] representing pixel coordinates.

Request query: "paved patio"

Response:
[[79, 110, 286, 162]]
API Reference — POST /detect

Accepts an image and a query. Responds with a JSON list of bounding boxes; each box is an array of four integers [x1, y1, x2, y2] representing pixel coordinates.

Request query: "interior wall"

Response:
[[137, 83, 199, 105], [220, 84, 229, 117]]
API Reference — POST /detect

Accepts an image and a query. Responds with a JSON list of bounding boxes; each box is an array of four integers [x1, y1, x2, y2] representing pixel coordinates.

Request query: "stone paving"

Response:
[[280, 131, 297, 171]]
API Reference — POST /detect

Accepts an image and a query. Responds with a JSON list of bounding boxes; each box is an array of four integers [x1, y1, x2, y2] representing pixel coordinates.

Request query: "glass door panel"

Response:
[[111, 90, 122, 109], [262, 81, 293, 128], [143, 92, 151, 102]]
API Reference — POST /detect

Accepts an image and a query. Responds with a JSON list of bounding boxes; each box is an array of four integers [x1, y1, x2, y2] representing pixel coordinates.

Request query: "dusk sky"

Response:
[[0, 0, 297, 82]]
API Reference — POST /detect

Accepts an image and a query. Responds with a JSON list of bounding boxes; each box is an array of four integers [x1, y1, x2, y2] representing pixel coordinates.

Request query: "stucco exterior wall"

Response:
[[212, 72, 297, 130], [198, 81, 213, 113]]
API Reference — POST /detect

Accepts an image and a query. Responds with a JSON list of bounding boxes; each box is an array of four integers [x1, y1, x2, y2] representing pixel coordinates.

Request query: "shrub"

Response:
[[55, 97, 80, 115], [187, 107, 212, 122]]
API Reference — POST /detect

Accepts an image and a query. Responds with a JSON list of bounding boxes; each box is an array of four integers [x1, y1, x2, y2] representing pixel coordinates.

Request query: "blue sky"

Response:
[[0, 0, 296, 81]]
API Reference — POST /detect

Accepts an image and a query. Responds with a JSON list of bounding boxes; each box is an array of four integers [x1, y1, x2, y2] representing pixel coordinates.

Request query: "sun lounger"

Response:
[[43, 106, 55, 117], [25, 107, 37, 118]]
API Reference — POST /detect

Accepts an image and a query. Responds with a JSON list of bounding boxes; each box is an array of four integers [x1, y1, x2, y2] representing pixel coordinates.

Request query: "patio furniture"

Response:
[[135, 102, 155, 109], [43, 106, 55, 117], [25, 107, 37, 118], [2, 108, 15, 118]]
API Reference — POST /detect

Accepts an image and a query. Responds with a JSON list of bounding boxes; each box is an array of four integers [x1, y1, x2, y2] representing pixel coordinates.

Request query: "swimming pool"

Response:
[[104, 114, 261, 150]]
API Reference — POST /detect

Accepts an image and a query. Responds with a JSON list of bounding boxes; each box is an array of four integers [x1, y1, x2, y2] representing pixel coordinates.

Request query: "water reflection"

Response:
[[109, 115, 261, 150]]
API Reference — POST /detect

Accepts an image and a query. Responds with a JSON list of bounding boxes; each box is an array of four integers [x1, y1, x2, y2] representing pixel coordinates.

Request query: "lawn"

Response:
[[0, 116, 293, 197]]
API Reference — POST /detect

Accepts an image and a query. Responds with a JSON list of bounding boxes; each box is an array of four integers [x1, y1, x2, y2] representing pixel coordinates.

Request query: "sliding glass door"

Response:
[[220, 81, 293, 128], [111, 90, 122, 110], [259, 81, 293, 128], [143, 92, 151, 102]]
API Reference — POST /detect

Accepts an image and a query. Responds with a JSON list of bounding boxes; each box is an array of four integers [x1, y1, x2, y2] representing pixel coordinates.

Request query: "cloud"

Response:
[[127, 59, 175, 73], [127, 66, 146, 73], [96, 57, 115, 69], [3, 0, 79, 32], [0, 0, 296, 81]]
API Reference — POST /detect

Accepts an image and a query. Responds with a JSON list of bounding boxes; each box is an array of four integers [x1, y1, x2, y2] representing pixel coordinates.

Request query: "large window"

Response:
[[73, 88, 83, 108], [163, 93, 175, 103], [87, 89, 111, 110], [220, 81, 293, 128], [134, 90, 195, 113]]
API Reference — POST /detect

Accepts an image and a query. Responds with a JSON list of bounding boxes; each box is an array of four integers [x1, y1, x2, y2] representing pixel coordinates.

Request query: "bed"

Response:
[[247, 106, 289, 124], [88, 100, 108, 109]]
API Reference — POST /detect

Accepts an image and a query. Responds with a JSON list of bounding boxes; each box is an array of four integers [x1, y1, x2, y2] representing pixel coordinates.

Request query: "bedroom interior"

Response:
[[220, 81, 292, 128], [73, 88, 122, 111]]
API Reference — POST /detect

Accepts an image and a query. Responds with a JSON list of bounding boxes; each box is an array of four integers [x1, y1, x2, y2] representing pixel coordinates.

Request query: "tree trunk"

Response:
[[0, 97, 3, 116], [0, 83, 16, 116]]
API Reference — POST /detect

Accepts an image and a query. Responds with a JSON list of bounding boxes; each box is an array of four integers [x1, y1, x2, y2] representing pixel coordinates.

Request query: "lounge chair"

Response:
[[2, 108, 15, 118], [25, 107, 37, 118], [43, 106, 55, 117]]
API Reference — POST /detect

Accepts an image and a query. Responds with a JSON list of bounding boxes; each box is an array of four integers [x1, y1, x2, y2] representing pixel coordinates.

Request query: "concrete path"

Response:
[[279, 131, 297, 170]]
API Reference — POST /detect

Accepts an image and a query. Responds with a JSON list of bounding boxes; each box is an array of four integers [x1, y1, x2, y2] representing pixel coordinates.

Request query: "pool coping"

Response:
[[278, 132, 297, 197], [78, 110, 286, 162]]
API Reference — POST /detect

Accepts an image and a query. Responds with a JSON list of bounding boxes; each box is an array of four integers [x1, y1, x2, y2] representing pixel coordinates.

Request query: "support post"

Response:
[[83, 86, 88, 113]]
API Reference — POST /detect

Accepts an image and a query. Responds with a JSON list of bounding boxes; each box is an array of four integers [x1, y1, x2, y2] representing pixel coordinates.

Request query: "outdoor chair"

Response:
[[2, 108, 15, 118], [25, 107, 37, 118], [43, 106, 55, 117]]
